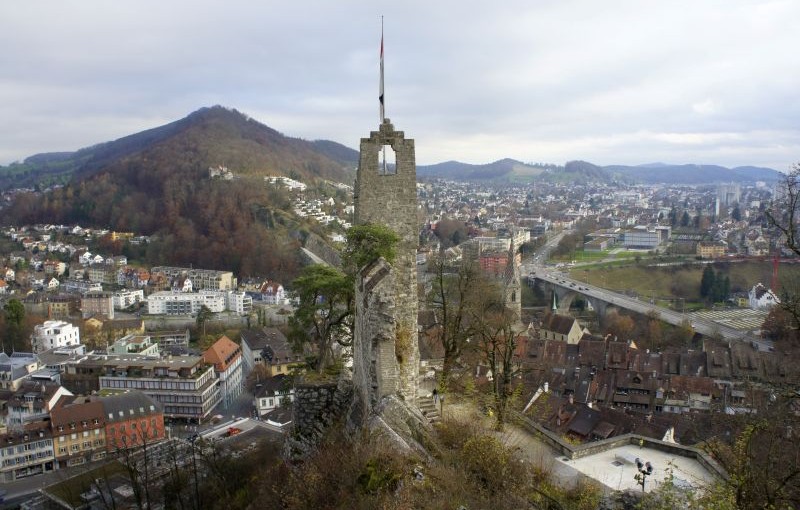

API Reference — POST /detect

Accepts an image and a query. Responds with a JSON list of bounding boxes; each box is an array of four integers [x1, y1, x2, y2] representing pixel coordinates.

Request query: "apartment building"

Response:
[[150, 266, 236, 291]]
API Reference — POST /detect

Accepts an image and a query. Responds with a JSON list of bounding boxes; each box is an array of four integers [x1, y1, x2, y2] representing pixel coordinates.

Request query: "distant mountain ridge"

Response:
[[0, 106, 358, 190], [418, 158, 782, 184], [0, 106, 783, 189]]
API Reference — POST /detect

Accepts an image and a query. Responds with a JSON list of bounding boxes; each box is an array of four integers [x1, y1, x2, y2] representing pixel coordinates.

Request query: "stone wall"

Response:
[[285, 376, 353, 459]]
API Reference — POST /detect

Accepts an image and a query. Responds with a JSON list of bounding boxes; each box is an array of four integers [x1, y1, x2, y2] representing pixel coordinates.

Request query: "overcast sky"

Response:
[[1, 1, 798, 170]]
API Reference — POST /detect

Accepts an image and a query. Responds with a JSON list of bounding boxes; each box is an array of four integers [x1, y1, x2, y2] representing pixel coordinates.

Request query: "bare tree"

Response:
[[766, 163, 800, 327], [427, 256, 480, 388], [471, 283, 522, 430]]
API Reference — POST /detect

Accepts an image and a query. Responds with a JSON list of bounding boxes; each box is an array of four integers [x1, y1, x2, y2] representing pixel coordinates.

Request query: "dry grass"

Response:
[[572, 261, 800, 303]]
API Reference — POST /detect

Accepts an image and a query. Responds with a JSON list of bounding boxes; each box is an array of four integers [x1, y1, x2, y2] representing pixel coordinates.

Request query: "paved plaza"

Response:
[[557, 443, 716, 493]]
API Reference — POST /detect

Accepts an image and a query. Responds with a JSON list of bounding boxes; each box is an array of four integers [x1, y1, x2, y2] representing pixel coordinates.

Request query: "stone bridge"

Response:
[[530, 271, 768, 348]]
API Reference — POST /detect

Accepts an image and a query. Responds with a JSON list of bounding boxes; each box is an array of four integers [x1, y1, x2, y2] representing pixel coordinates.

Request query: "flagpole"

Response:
[[380, 15, 385, 123], [380, 16, 387, 173]]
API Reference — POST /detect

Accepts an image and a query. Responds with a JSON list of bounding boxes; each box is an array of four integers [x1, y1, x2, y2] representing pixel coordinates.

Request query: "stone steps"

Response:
[[417, 396, 441, 423]]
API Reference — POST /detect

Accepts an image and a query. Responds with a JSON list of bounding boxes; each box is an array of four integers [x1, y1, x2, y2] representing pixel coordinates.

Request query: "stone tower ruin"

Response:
[[351, 119, 419, 418]]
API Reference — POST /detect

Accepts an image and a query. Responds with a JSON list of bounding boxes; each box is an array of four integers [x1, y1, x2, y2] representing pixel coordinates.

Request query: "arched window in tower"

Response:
[[511, 291, 517, 303], [379, 144, 396, 175]]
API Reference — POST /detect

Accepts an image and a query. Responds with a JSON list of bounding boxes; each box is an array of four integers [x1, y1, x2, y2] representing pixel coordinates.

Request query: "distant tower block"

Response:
[[353, 119, 419, 407]]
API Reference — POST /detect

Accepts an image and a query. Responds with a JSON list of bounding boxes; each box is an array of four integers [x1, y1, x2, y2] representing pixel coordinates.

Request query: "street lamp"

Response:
[[634, 457, 654, 492]]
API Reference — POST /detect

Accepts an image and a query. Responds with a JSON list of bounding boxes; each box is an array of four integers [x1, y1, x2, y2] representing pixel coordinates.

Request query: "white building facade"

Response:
[[112, 289, 145, 310], [146, 291, 225, 315], [225, 291, 253, 316], [32, 321, 81, 353]]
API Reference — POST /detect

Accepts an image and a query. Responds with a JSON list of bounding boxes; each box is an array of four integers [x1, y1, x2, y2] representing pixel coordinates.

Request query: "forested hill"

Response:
[[2, 106, 361, 279], [0, 106, 357, 190]]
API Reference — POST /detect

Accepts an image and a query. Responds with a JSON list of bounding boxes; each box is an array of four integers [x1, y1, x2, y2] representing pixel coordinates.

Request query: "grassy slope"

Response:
[[571, 261, 799, 303]]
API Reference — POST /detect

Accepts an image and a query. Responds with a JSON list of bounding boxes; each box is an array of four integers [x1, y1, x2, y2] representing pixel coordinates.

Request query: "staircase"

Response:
[[417, 396, 441, 424]]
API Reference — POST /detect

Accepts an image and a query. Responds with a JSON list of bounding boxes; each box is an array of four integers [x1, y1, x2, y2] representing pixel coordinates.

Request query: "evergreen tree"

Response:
[[700, 265, 715, 298], [731, 205, 742, 221], [680, 211, 690, 227]]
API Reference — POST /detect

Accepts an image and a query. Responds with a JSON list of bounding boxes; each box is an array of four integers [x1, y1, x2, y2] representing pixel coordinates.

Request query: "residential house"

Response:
[[253, 374, 294, 417], [5, 381, 73, 426], [148, 329, 190, 349], [47, 294, 78, 319], [45, 277, 60, 291], [240, 327, 304, 376], [0, 421, 55, 482], [202, 336, 244, 408], [112, 289, 145, 310], [43, 260, 66, 276], [225, 290, 253, 316], [81, 291, 115, 319], [661, 375, 715, 414], [62, 279, 103, 295], [540, 313, 585, 345], [31, 320, 81, 354], [0, 352, 41, 391], [748, 283, 779, 310], [260, 281, 286, 304], [696, 241, 726, 259], [107, 335, 160, 356], [49, 396, 107, 467], [611, 371, 660, 411]]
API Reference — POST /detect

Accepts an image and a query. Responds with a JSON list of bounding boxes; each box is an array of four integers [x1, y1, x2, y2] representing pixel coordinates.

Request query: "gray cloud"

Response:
[[1, 0, 798, 170]]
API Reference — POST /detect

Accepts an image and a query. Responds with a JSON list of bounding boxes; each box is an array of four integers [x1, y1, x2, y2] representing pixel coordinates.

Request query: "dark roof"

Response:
[[606, 341, 629, 369], [100, 391, 162, 423], [241, 328, 291, 356], [50, 397, 105, 428], [592, 421, 616, 439], [567, 406, 601, 437], [543, 313, 579, 336], [577, 339, 605, 367], [253, 374, 293, 398]]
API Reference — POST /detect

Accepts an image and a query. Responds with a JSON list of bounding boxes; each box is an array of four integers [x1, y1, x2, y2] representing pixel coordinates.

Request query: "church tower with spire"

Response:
[[504, 237, 522, 323]]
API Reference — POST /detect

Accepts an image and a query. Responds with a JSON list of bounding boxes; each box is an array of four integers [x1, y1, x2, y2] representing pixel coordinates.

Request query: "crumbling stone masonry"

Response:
[[352, 119, 420, 416]]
